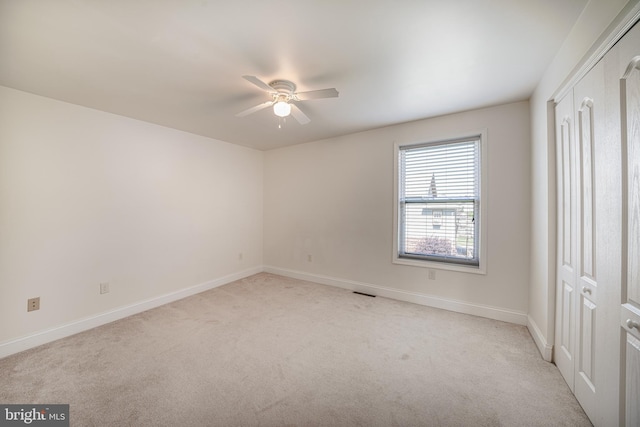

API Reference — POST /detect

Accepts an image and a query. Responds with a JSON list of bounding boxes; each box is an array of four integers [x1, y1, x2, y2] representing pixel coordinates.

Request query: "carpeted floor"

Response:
[[0, 273, 590, 426]]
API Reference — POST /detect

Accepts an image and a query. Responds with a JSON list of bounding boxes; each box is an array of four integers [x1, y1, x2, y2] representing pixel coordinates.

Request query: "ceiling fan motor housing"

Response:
[[269, 80, 296, 95]]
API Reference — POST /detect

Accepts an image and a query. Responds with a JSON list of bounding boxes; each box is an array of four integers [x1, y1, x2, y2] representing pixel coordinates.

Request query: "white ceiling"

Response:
[[0, 0, 588, 150]]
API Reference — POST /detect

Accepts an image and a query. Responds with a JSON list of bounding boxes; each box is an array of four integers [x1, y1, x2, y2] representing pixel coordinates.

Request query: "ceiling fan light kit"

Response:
[[236, 75, 338, 125], [273, 100, 291, 117]]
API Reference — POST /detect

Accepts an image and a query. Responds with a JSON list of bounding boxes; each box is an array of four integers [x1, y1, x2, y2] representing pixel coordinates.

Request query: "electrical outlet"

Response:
[[307, 254, 312, 262], [428, 269, 436, 280], [238, 252, 243, 261], [100, 282, 110, 294], [27, 297, 40, 312]]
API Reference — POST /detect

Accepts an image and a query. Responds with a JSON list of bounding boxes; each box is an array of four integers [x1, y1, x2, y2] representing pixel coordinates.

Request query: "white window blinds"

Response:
[[398, 137, 480, 266]]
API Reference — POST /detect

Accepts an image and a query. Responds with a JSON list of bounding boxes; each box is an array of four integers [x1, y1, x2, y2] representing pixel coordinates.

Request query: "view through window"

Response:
[[398, 136, 481, 267]]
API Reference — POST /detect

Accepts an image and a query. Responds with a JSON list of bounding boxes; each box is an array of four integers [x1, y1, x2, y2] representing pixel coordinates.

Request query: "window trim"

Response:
[[392, 130, 488, 275]]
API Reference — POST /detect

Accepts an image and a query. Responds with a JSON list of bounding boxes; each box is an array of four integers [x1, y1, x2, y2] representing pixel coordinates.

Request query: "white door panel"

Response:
[[624, 332, 640, 427], [555, 94, 577, 388], [554, 21, 640, 426], [572, 58, 604, 423], [619, 21, 640, 427]]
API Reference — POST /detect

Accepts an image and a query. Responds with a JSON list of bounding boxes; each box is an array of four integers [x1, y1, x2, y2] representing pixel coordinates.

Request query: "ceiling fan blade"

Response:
[[235, 101, 274, 117], [290, 104, 311, 125], [242, 75, 274, 92], [295, 88, 339, 100]]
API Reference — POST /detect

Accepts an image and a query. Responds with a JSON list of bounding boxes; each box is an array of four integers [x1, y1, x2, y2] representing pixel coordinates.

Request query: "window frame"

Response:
[[392, 130, 488, 274]]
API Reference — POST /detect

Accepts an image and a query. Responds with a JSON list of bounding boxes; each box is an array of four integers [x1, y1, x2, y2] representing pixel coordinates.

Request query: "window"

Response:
[[393, 133, 486, 272], [431, 209, 443, 229]]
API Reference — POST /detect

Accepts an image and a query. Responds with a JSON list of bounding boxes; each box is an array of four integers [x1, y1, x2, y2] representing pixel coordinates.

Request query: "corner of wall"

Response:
[[527, 315, 554, 362], [0, 267, 263, 359]]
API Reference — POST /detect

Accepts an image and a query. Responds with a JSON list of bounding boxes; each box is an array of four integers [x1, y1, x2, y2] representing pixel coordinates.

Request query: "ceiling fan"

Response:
[[235, 75, 339, 125]]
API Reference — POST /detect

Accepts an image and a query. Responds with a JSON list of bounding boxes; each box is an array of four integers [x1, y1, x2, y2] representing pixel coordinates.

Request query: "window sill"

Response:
[[392, 256, 486, 275]]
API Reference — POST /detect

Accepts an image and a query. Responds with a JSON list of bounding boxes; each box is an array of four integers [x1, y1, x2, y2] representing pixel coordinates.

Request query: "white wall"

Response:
[[0, 86, 263, 348], [264, 101, 531, 323], [5, 0, 632, 358], [528, 0, 633, 360]]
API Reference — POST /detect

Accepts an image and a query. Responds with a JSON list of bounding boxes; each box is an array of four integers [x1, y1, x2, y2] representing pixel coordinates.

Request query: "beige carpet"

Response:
[[1, 273, 590, 426]]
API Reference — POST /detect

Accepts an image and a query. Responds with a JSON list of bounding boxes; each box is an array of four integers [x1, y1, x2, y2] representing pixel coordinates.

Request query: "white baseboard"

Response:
[[264, 266, 528, 326], [1, 266, 535, 359], [527, 315, 554, 362], [0, 267, 262, 359]]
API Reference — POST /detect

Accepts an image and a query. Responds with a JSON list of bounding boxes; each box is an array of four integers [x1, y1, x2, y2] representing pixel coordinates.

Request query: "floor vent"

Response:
[[353, 291, 376, 297]]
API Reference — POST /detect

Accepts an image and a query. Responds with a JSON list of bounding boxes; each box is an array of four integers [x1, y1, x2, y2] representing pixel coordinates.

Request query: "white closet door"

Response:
[[572, 58, 605, 423], [555, 92, 577, 389], [618, 22, 640, 427], [556, 18, 640, 427]]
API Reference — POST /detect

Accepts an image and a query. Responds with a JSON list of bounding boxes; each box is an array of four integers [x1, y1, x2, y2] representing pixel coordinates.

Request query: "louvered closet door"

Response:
[[617, 21, 640, 427]]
